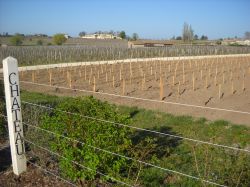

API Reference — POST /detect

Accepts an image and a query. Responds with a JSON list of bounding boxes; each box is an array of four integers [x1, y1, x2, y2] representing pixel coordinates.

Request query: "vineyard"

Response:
[[1, 46, 250, 186], [17, 54, 250, 125], [1, 45, 250, 67]]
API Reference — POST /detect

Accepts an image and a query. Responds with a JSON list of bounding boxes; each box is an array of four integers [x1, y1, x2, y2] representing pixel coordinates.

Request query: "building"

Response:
[[81, 34, 122, 40], [64, 34, 70, 39], [128, 40, 174, 48]]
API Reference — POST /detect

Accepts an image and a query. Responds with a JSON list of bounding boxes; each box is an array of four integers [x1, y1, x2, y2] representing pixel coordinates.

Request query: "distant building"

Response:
[[128, 40, 174, 48], [64, 34, 70, 39], [81, 34, 122, 39]]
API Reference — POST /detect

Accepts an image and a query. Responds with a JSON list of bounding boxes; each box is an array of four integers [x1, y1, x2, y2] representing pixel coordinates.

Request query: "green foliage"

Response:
[[10, 34, 24, 46], [53, 34, 67, 45], [119, 31, 126, 39], [15, 91, 250, 186], [36, 39, 43, 46], [79, 31, 86, 37], [132, 33, 139, 41], [176, 36, 182, 40], [216, 40, 222, 45], [200, 35, 208, 40], [41, 96, 133, 182]]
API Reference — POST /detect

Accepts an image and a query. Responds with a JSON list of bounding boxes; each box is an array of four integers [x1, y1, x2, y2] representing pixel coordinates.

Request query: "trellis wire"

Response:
[[21, 101, 250, 153], [19, 81, 250, 115], [24, 123, 226, 187]]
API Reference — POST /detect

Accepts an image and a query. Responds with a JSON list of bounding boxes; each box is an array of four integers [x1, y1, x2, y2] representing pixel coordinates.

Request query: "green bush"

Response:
[[41, 96, 134, 183], [53, 34, 67, 45]]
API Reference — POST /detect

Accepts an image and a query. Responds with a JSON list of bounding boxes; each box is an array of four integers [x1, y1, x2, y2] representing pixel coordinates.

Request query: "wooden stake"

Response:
[[122, 78, 125, 95], [159, 76, 164, 100], [205, 76, 208, 89], [32, 71, 35, 83], [242, 79, 245, 91], [219, 84, 221, 99], [192, 72, 195, 91], [49, 71, 52, 86], [113, 75, 115, 88], [178, 81, 180, 95], [231, 81, 234, 94], [69, 74, 72, 88], [84, 66, 87, 80], [120, 68, 122, 81], [93, 76, 96, 92]]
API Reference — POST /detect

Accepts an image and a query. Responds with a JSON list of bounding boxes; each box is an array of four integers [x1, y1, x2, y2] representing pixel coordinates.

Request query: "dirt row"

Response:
[[13, 55, 250, 126]]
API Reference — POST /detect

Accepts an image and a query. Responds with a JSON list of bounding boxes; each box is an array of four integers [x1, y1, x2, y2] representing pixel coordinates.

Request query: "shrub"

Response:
[[41, 96, 134, 183], [53, 34, 67, 45]]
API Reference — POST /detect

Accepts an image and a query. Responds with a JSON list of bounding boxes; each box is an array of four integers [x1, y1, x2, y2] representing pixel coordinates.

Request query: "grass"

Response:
[[1, 90, 249, 186]]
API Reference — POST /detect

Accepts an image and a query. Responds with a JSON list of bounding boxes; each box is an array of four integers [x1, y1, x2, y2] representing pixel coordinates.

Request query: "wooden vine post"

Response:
[[159, 76, 164, 100]]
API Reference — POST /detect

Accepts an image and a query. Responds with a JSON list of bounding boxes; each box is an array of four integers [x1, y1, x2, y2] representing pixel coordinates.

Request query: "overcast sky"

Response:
[[0, 0, 250, 39]]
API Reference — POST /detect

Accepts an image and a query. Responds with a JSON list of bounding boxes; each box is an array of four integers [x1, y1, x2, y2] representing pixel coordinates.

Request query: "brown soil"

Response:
[[3, 56, 250, 126], [0, 142, 73, 187]]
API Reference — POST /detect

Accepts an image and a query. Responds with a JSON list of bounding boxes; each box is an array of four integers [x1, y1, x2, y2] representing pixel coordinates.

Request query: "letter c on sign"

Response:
[[9, 72, 17, 85]]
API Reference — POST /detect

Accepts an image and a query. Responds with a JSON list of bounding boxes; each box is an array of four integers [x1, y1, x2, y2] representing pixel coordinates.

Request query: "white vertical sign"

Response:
[[3, 57, 26, 175]]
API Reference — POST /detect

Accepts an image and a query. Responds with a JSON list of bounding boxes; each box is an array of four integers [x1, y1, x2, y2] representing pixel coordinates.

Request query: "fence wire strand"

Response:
[[19, 80, 250, 115], [21, 101, 250, 153], [26, 160, 77, 187], [24, 138, 134, 187], [23, 121, 227, 187]]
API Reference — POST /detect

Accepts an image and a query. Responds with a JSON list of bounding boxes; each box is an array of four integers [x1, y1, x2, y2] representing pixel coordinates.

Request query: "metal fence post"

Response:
[[3, 56, 27, 175]]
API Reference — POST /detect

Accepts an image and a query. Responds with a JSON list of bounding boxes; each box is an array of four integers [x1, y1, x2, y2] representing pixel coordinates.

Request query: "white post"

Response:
[[3, 57, 27, 175]]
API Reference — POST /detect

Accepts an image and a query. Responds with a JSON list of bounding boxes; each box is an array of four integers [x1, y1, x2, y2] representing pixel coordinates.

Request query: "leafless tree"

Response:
[[182, 22, 194, 42]]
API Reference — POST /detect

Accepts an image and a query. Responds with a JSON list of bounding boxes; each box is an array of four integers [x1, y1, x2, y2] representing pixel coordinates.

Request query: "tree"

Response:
[[182, 22, 194, 42], [53, 34, 67, 45], [132, 33, 139, 41], [194, 34, 199, 40], [79, 31, 86, 37], [119, 31, 126, 39], [171, 36, 176, 40], [10, 34, 24, 46], [176, 36, 182, 40], [245, 32, 250, 39], [200, 35, 208, 40]]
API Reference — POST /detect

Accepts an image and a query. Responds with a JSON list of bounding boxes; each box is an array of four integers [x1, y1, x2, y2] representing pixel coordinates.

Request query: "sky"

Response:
[[0, 0, 250, 39]]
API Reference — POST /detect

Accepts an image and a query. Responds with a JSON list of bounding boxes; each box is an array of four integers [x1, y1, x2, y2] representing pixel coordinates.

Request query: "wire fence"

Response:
[[20, 101, 250, 153], [1, 113, 229, 187], [1, 58, 250, 186]]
